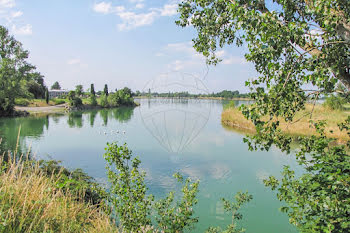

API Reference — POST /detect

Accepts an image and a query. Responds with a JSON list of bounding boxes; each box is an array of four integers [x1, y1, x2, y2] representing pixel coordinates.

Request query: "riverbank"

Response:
[[14, 102, 140, 116], [0, 156, 117, 232], [222, 104, 350, 142], [15, 104, 67, 114]]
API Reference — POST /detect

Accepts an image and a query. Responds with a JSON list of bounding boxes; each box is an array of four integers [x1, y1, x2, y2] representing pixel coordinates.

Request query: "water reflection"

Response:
[[0, 107, 135, 153], [68, 112, 83, 128], [89, 110, 98, 127], [0, 115, 49, 153], [140, 98, 211, 153]]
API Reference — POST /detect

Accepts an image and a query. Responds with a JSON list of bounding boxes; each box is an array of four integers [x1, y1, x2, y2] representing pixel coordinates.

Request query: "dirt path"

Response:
[[15, 104, 67, 114]]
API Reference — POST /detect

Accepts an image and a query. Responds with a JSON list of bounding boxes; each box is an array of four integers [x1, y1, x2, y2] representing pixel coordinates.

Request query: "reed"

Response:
[[0, 154, 117, 233], [221, 104, 350, 142]]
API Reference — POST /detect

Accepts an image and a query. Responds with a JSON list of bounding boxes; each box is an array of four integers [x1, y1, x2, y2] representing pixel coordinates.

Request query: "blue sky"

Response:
[[0, 0, 257, 93]]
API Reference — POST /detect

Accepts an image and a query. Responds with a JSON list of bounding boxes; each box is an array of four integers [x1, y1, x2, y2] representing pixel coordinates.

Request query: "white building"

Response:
[[49, 89, 69, 98]]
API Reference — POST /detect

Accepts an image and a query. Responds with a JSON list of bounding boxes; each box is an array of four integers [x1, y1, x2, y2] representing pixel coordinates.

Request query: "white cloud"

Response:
[[0, 0, 15, 9], [93, 1, 179, 31], [215, 50, 226, 58], [170, 60, 185, 71], [67, 58, 81, 65], [166, 41, 196, 55], [117, 10, 157, 30], [11, 24, 32, 35], [67, 58, 88, 68], [162, 42, 205, 71], [11, 10, 22, 18], [0, 0, 32, 36], [222, 56, 247, 65], [135, 3, 144, 9], [93, 2, 112, 14], [160, 41, 247, 73], [159, 4, 178, 16]]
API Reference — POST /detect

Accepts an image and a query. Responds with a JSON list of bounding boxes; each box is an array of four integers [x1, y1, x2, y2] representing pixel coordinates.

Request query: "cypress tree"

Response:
[[104, 84, 109, 96], [90, 84, 95, 96], [45, 88, 49, 104]]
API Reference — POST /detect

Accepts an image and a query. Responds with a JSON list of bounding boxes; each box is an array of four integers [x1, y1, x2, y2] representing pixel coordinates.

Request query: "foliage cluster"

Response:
[[51, 81, 61, 90], [99, 94, 108, 108], [177, 0, 350, 232], [14, 98, 30, 107], [264, 120, 350, 232], [206, 192, 253, 233], [103, 142, 252, 233], [68, 91, 83, 108], [107, 88, 135, 107], [0, 26, 47, 116], [323, 95, 346, 110], [75, 85, 83, 96]]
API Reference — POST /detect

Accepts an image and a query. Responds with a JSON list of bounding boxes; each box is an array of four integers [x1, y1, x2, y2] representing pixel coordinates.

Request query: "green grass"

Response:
[[15, 98, 67, 107], [14, 98, 30, 106]]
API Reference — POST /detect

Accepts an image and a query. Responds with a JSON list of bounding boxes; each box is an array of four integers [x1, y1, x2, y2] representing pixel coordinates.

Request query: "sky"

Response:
[[0, 0, 257, 93]]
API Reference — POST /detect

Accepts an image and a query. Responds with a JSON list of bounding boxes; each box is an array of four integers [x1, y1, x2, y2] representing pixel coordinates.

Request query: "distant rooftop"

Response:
[[50, 89, 69, 92]]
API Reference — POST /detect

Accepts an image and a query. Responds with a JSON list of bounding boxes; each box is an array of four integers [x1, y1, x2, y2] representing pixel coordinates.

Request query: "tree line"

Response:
[[0, 26, 47, 116], [133, 90, 250, 99]]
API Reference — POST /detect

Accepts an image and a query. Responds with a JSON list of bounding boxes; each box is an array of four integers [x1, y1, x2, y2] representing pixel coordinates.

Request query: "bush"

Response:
[[107, 93, 120, 107], [103, 143, 252, 232], [107, 90, 135, 107], [70, 97, 82, 108], [90, 95, 97, 106], [68, 91, 83, 108], [14, 98, 30, 106], [99, 94, 108, 108], [53, 98, 66, 105], [323, 95, 345, 110]]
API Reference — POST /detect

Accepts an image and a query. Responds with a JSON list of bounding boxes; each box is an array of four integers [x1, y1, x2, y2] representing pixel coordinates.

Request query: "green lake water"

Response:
[[0, 99, 299, 233]]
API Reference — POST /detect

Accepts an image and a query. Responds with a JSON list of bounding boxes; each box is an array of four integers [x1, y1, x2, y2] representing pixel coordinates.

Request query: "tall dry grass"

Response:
[[221, 104, 350, 142], [0, 154, 118, 233]]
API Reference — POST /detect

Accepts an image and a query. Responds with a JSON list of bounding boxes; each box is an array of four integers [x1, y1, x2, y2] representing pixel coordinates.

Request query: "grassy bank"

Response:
[[222, 104, 350, 142], [15, 98, 66, 107], [0, 156, 117, 233]]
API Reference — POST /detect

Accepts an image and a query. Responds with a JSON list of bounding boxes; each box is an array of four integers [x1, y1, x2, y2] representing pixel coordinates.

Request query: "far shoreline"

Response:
[[134, 96, 252, 101]]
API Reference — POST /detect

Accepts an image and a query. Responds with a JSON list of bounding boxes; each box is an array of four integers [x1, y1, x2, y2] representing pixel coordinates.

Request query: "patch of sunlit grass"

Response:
[[221, 104, 350, 142], [0, 155, 117, 233]]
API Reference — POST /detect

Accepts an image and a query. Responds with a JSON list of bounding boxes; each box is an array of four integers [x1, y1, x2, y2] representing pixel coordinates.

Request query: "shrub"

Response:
[[104, 142, 200, 232], [69, 97, 82, 108], [107, 90, 135, 107], [68, 91, 83, 108], [53, 99, 66, 105], [323, 95, 345, 110], [99, 94, 108, 108], [14, 98, 29, 106], [90, 95, 97, 106]]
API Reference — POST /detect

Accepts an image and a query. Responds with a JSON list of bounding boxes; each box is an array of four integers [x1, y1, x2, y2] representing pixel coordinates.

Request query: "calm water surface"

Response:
[[0, 99, 299, 233]]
